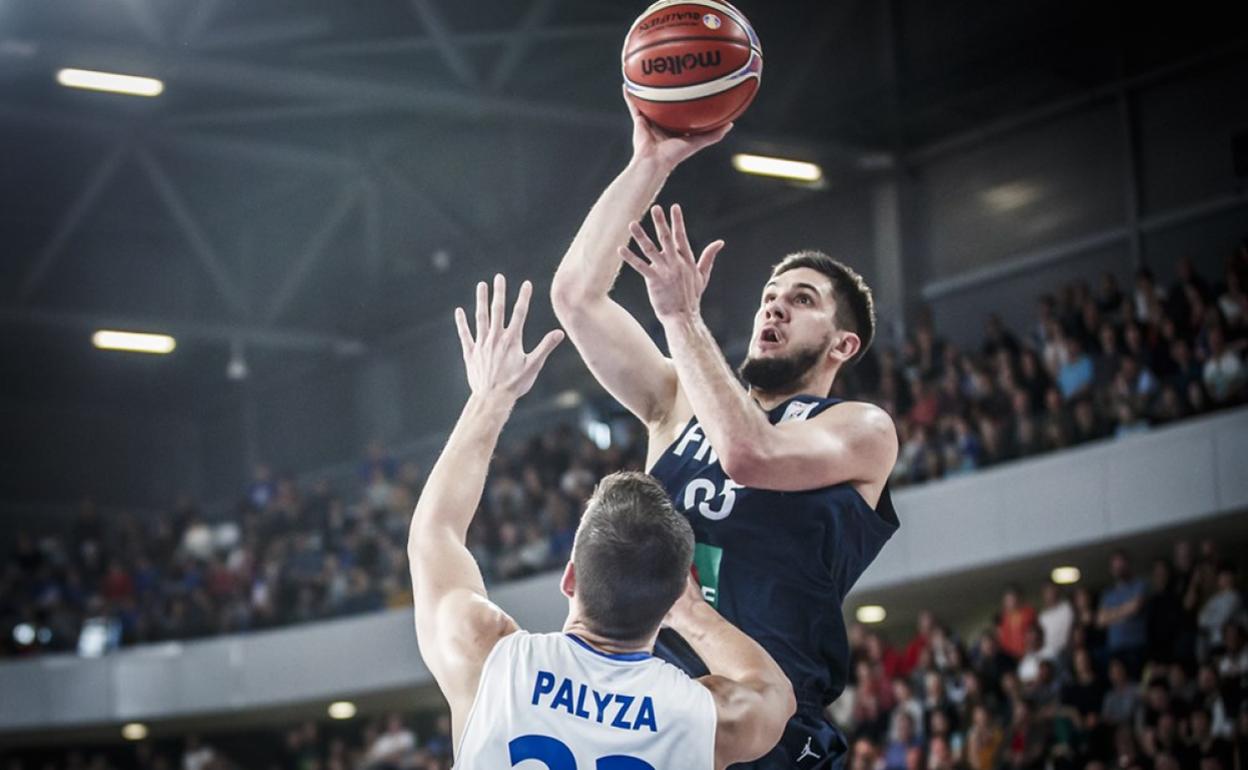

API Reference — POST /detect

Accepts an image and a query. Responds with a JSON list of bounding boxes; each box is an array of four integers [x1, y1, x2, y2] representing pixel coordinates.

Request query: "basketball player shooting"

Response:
[[407, 274, 794, 768], [550, 99, 900, 769]]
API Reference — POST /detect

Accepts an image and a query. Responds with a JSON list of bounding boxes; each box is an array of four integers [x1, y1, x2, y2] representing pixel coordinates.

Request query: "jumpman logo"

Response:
[[797, 736, 821, 764]]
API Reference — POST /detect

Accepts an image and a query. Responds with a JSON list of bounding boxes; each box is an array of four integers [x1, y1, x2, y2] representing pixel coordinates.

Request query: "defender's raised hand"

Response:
[[619, 204, 725, 322], [454, 275, 564, 399]]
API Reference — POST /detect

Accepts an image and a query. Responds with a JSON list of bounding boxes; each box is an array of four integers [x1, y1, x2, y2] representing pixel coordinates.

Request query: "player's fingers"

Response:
[[698, 240, 725, 282], [474, 281, 489, 341], [618, 246, 657, 279], [650, 205, 675, 253], [527, 329, 566, 374], [508, 279, 533, 336], [628, 221, 662, 262], [490, 273, 506, 337], [454, 307, 474, 357], [670, 204, 694, 261]]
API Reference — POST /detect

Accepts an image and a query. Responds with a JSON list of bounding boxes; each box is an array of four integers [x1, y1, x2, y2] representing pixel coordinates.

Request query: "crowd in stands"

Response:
[[6, 540, 1244, 770], [1, 711, 455, 770], [1, 248, 1246, 659], [831, 540, 1247, 770], [0, 431, 643, 658], [839, 248, 1248, 486]]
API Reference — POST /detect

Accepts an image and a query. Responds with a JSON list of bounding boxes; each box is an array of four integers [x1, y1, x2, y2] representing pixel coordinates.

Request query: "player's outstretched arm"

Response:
[[551, 94, 730, 429], [408, 275, 563, 732], [664, 576, 795, 769]]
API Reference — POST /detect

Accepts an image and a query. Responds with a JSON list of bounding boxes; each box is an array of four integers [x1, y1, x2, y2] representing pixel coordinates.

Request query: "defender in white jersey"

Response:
[[407, 275, 795, 769]]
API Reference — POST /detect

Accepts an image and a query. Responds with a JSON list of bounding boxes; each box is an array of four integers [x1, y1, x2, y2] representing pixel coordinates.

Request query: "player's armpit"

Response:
[[720, 401, 898, 493], [699, 673, 794, 769], [550, 293, 680, 428], [409, 527, 519, 714]]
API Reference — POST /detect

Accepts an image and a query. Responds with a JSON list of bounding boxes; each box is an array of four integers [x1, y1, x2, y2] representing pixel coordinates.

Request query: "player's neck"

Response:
[[561, 619, 655, 656], [748, 370, 837, 410]]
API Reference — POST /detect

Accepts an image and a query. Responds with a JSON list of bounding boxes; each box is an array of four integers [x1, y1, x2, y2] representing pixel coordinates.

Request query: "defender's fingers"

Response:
[[628, 221, 662, 261], [650, 205, 675, 251], [618, 246, 657, 279], [697, 240, 725, 282], [454, 307, 474, 356], [670, 204, 694, 259], [474, 281, 489, 341], [527, 329, 565, 373], [508, 280, 533, 334], [490, 274, 506, 335]]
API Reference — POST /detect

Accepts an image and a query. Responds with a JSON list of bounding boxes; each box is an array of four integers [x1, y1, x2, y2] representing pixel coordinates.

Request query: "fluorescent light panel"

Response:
[[328, 701, 357, 720], [122, 723, 148, 741], [855, 605, 886, 624], [732, 153, 823, 182], [93, 330, 176, 354], [1051, 566, 1081, 585], [57, 68, 164, 97]]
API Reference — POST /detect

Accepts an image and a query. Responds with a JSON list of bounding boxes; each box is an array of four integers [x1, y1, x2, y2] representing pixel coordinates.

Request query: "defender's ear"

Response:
[[560, 561, 576, 599]]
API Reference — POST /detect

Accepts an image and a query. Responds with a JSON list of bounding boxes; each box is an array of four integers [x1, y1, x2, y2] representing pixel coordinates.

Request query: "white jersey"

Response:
[[455, 630, 717, 770]]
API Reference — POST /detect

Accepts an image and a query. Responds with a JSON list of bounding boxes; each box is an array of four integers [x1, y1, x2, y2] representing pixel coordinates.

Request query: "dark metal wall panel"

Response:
[[914, 103, 1125, 282], [1137, 59, 1248, 215]]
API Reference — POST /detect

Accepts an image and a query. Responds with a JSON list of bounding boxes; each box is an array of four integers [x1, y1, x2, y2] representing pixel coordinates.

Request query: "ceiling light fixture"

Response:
[[327, 701, 357, 720], [732, 153, 823, 183], [57, 68, 164, 97], [1051, 566, 1081, 585], [855, 605, 886, 624], [92, 330, 176, 354], [121, 723, 148, 741]]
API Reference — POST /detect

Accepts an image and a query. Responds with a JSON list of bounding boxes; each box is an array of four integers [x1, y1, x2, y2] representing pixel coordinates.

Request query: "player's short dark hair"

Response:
[[772, 250, 876, 363], [572, 471, 694, 643]]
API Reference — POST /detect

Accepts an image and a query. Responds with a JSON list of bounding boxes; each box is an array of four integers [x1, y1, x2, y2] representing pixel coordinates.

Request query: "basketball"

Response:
[[622, 0, 763, 135]]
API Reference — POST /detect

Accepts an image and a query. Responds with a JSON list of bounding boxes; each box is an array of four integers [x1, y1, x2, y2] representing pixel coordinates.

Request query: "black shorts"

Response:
[[731, 711, 848, 770]]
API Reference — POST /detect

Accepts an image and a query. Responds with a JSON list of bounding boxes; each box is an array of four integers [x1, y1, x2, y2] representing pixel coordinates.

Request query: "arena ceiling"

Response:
[[0, 0, 1243, 412]]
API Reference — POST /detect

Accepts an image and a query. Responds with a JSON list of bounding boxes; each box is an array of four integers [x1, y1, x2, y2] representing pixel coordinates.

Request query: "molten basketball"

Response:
[[622, 0, 763, 135]]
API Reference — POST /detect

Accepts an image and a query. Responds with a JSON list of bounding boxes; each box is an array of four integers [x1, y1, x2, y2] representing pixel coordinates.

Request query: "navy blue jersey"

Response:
[[648, 395, 899, 717]]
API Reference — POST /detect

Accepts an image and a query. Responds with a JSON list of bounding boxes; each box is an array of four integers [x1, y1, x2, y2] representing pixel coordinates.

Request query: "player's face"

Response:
[[747, 267, 838, 359], [738, 267, 838, 391]]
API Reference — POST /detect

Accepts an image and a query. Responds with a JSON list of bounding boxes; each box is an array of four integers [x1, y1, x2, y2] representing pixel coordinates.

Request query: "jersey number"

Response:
[[509, 735, 655, 770], [682, 478, 742, 521]]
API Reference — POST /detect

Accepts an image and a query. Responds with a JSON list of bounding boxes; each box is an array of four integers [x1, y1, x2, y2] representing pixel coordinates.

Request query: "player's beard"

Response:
[[737, 336, 829, 393]]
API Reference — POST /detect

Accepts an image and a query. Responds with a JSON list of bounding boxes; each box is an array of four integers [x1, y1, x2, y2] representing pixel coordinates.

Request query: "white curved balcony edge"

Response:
[[1, 406, 1245, 733]]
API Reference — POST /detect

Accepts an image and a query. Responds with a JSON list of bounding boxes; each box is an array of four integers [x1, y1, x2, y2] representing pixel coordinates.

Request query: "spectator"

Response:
[[1037, 582, 1074, 661], [997, 585, 1037, 660], [1098, 550, 1149, 675], [362, 714, 415, 770], [1057, 335, 1095, 400], [1202, 326, 1247, 404], [882, 711, 922, 770], [1197, 564, 1244, 651], [1146, 558, 1192, 665], [1004, 700, 1047, 770], [1101, 658, 1141, 727], [965, 704, 1003, 770]]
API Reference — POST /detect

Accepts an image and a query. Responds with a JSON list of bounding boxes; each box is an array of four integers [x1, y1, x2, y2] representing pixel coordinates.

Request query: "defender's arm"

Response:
[[408, 276, 563, 729]]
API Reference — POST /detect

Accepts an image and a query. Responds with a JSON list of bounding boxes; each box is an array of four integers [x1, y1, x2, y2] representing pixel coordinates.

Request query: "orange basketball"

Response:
[[622, 0, 763, 135]]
